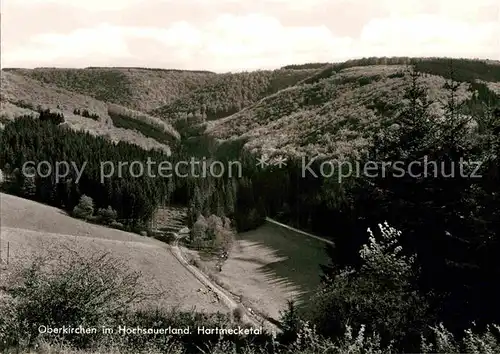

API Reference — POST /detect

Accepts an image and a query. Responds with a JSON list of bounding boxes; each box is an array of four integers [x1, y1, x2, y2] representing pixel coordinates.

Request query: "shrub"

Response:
[[328, 324, 395, 354], [72, 195, 94, 220], [109, 220, 124, 230], [97, 205, 118, 224], [309, 222, 432, 351], [1, 251, 147, 349], [190, 214, 208, 248], [232, 305, 245, 323], [38, 109, 64, 124], [358, 75, 381, 86], [207, 214, 233, 252], [129, 222, 149, 235], [2, 248, 498, 353], [0, 294, 21, 349], [74, 108, 99, 120], [388, 72, 405, 79], [189, 214, 235, 253], [421, 323, 500, 354]]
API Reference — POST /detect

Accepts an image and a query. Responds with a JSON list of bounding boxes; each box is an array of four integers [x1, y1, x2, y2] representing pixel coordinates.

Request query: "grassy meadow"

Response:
[[236, 222, 330, 306]]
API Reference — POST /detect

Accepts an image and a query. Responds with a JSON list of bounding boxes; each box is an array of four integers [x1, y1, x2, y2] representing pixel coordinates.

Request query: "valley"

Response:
[[1, 56, 500, 353]]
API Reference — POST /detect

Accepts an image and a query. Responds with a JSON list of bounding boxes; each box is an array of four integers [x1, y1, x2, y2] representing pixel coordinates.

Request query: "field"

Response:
[[192, 221, 330, 321], [236, 223, 330, 302], [0, 193, 228, 314]]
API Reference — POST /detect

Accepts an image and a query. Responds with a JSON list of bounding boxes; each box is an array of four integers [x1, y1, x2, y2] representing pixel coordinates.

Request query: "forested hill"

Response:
[[2, 67, 217, 112], [0, 71, 180, 153], [203, 57, 500, 160], [150, 68, 321, 124], [3, 57, 500, 158]]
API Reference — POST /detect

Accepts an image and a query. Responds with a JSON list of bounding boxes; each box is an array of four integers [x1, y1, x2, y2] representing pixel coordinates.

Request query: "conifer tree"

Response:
[[20, 168, 37, 199], [72, 195, 94, 220]]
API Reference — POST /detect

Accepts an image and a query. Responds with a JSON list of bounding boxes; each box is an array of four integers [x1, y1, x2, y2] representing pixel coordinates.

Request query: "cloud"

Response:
[[359, 14, 499, 58], [1, 14, 353, 71], [1, 2, 499, 71], [2, 24, 132, 66]]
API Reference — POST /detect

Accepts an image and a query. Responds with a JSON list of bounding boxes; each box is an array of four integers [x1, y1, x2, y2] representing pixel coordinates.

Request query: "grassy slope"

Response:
[[186, 220, 328, 321], [1, 71, 178, 153], [238, 222, 330, 297], [226, 221, 329, 316], [204, 61, 500, 159], [0, 193, 227, 313], [151, 68, 321, 123], [4, 67, 217, 112]]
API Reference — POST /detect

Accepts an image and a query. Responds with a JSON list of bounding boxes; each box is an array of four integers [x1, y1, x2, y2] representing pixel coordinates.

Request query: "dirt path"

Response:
[[265, 217, 334, 245], [169, 235, 279, 335]]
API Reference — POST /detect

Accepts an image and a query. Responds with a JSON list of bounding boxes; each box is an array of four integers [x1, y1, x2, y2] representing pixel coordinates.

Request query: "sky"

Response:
[[1, 0, 499, 72]]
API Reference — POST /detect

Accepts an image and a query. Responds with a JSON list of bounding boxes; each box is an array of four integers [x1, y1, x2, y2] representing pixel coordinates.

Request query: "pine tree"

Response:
[[351, 66, 496, 333], [72, 195, 94, 220], [278, 300, 301, 345], [224, 180, 235, 215], [97, 206, 118, 224], [20, 168, 37, 199], [372, 69, 435, 162]]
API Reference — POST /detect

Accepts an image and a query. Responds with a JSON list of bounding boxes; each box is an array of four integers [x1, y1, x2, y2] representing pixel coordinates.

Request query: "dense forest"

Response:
[[0, 110, 238, 234], [151, 68, 320, 129], [0, 115, 168, 228]]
